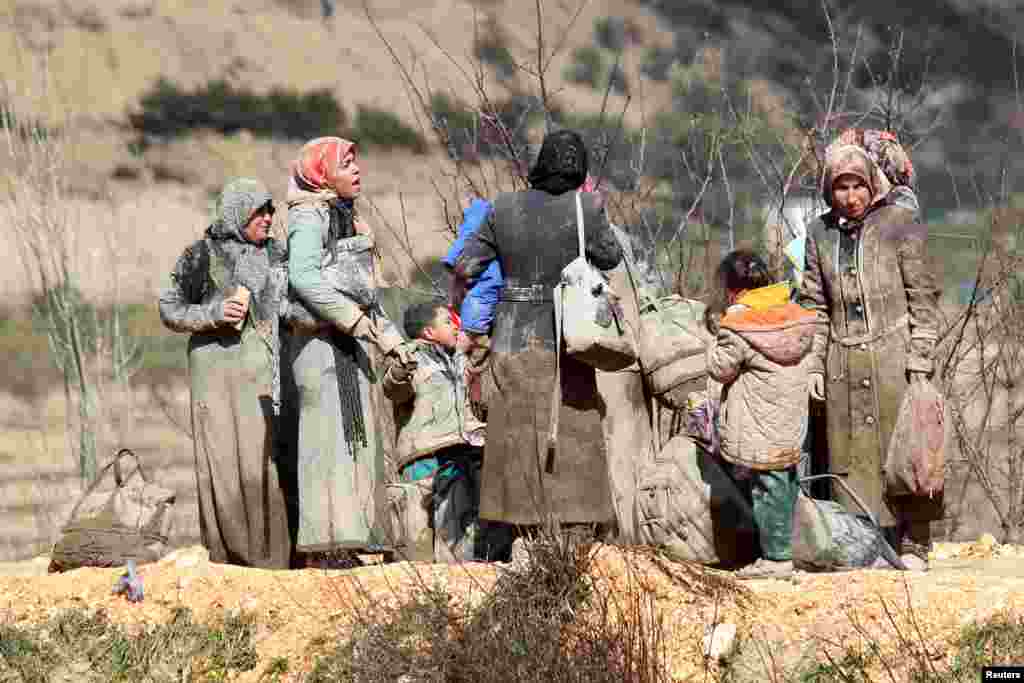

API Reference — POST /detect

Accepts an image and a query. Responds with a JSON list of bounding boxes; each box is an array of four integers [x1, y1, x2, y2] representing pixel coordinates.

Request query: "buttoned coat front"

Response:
[[799, 202, 942, 526]]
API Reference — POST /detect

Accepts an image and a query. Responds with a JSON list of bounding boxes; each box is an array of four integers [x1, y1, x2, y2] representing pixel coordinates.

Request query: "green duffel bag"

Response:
[[637, 295, 711, 409]]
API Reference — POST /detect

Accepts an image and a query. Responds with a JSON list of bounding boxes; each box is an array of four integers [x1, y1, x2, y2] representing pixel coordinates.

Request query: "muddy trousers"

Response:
[[881, 496, 941, 561], [730, 465, 799, 561], [750, 468, 799, 561]]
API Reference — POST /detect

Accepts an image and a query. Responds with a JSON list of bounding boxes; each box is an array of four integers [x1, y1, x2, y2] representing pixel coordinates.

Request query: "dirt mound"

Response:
[[2, 541, 1023, 681]]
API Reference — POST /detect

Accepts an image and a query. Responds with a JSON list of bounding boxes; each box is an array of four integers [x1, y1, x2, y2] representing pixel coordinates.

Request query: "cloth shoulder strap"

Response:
[[575, 190, 586, 261], [545, 284, 564, 474]]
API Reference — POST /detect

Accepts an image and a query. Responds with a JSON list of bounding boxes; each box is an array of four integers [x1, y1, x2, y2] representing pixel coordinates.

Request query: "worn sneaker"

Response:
[[736, 558, 794, 579]]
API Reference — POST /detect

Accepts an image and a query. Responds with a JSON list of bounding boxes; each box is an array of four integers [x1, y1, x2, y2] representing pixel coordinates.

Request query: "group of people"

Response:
[[159, 125, 942, 576]]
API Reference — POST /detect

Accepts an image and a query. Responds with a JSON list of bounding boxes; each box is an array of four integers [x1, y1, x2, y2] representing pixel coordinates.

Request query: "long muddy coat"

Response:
[[799, 201, 942, 527], [159, 180, 291, 569], [454, 188, 623, 526]]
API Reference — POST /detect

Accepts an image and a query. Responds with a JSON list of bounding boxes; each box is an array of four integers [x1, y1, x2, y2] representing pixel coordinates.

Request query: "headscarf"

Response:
[[835, 128, 915, 187], [286, 136, 357, 207], [286, 136, 361, 264], [528, 129, 589, 196], [822, 128, 918, 211], [822, 142, 891, 210]]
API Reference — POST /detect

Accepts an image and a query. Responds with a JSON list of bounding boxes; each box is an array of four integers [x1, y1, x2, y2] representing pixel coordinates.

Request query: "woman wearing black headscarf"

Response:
[[453, 130, 623, 533]]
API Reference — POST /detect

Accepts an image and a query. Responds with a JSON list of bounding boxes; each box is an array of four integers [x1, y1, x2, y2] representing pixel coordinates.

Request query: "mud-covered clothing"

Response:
[[286, 200, 399, 553], [158, 178, 290, 569], [707, 283, 817, 471], [382, 341, 486, 474], [453, 188, 622, 526], [595, 224, 657, 542], [799, 201, 942, 528], [443, 199, 502, 334]]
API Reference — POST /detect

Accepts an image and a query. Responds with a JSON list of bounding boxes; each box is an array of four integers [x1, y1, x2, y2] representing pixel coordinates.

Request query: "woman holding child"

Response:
[[799, 130, 941, 569], [284, 136, 414, 565], [453, 129, 623, 534]]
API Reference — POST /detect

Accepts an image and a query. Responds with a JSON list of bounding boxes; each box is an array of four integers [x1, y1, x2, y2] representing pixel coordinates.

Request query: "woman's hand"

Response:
[[220, 297, 247, 326], [808, 372, 826, 401]]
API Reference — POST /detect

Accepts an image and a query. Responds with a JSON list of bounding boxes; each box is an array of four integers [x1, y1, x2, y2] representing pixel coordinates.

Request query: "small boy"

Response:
[[384, 301, 508, 563], [443, 197, 501, 413], [704, 250, 817, 579]]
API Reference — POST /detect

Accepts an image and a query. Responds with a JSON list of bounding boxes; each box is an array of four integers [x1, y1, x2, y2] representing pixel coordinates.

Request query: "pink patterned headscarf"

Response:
[[286, 136, 357, 206]]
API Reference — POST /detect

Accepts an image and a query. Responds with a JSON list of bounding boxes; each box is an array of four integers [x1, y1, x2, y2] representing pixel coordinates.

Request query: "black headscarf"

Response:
[[528, 129, 589, 196]]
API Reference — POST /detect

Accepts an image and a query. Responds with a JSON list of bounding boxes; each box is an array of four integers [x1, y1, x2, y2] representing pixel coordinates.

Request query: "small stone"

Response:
[[702, 622, 738, 661], [978, 533, 998, 550]]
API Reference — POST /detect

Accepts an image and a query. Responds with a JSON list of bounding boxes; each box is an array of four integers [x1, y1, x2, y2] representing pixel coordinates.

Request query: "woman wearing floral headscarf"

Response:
[[799, 132, 942, 570], [159, 178, 291, 569], [453, 129, 623, 537], [284, 137, 413, 565]]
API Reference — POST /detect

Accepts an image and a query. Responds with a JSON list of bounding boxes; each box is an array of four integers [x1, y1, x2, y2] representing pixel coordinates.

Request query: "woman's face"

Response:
[[832, 174, 872, 220], [242, 201, 275, 244], [329, 150, 361, 199]]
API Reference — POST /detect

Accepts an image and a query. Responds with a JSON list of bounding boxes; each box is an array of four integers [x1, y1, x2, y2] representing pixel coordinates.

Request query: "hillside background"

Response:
[[2, 0, 1023, 561]]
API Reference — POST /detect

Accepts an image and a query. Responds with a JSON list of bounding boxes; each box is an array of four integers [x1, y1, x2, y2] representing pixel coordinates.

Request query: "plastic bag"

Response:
[[885, 378, 945, 497]]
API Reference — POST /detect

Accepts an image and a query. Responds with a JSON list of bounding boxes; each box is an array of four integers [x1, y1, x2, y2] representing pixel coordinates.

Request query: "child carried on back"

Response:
[[383, 301, 509, 563], [704, 250, 817, 579]]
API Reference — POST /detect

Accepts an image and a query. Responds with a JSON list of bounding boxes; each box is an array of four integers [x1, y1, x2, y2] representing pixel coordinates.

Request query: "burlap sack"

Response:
[[49, 449, 176, 573], [385, 480, 434, 563]]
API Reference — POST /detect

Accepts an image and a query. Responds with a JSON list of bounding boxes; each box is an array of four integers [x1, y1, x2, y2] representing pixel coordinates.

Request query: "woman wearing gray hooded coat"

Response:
[[159, 178, 291, 569]]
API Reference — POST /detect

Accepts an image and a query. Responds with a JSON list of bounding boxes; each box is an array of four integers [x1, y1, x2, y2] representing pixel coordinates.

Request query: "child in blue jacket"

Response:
[[443, 197, 503, 409]]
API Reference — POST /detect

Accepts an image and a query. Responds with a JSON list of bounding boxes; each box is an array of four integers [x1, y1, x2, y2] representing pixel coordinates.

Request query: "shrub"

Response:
[[474, 17, 517, 80], [352, 105, 428, 153], [565, 46, 607, 89], [429, 93, 534, 162], [130, 78, 347, 143], [594, 17, 627, 52], [0, 607, 258, 681], [641, 46, 676, 81], [310, 532, 672, 683]]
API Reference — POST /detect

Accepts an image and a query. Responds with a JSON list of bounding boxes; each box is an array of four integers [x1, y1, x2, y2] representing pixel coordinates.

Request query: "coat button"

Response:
[[861, 378, 871, 388], [865, 415, 875, 425]]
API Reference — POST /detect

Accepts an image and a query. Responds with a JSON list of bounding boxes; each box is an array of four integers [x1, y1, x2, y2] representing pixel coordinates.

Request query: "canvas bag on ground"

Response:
[[556, 191, 638, 373], [636, 296, 711, 409], [791, 474, 904, 571], [635, 433, 755, 565], [384, 480, 434, 563], [49, 449, 176, 573], [884, 378, 945, 497]]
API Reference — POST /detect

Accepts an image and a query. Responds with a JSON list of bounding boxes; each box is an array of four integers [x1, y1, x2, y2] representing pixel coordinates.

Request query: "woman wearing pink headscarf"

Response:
[[283, 136, 413, 566], [799, 131, 941, 570]]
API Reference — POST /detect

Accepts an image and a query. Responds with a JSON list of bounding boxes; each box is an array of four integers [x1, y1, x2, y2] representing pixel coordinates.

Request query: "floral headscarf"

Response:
[[286, 136, 357, 207], [822, 141, 891, 209], [835, 128, 915, 187], [822, 128, 918, 210]]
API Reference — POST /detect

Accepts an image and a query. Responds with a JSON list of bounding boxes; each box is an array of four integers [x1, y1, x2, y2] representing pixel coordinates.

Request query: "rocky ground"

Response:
[[1, 536, 1022, 681]]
